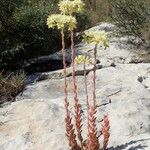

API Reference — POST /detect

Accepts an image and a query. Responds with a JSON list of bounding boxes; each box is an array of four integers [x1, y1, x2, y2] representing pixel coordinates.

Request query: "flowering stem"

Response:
[[61, 30, 68, 112], [87, 44, 100, 150], [84, 62, 89, 108], [93, 44, 98, 108], [61, 31, 78, 149], [71, 31, 83, 149]]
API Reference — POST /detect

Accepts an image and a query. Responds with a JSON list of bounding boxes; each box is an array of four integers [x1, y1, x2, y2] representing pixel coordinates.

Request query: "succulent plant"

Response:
[[47, 1, 110, 150]]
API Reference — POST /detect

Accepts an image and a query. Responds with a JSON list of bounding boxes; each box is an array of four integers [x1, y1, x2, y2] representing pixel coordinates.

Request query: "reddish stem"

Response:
[[61, 31, 78, 149], [87, 44, 100, 150], [71, 31, 83, 149], [61, 31, 68, 112], [84, 62, 89, 109], [102, 114, 110, 150], [93, 44, 98, 108]]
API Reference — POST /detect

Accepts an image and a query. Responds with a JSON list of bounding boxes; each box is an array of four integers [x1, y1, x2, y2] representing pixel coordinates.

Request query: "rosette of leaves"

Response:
[[58, 0, 85, 15]]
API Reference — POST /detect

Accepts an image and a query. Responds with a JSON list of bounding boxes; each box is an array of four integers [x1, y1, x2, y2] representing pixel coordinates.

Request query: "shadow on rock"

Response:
[[108, 138, 149, 150]]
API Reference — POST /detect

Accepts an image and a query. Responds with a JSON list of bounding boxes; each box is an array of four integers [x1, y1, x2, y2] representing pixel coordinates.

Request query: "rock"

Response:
[[1, 22, 150, 149], [25, 63, 103, 83], [24, 58, 65, 74], [1, 63, 150, 149], [86, 23, 115, 32], [0, 100, 68, 150], [75, 23, 150, 65]]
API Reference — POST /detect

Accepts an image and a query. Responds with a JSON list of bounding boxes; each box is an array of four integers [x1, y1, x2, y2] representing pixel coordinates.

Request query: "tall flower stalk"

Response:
[[93, 44, 98, 108], [74, 55, 92, 108], [61, 30, 78, 149], [83, 61, 89, 109], [83, 31, 109, 150], [47, 14, 79, 150], [86, 44, 100, 150], [71, 31, 84, 149], [58, 1, 85, 148]]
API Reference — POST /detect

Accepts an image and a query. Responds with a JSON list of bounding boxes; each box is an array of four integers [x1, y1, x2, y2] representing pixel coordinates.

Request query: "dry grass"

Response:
[[0, 72, 26, 105]]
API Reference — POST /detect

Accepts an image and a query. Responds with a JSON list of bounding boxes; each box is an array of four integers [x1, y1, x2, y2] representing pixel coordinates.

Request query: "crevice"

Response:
[[97, 98, 111, 108], [137, 76, 150, 92], [35, 64, 116, 82], [107, 89, 122, 97]]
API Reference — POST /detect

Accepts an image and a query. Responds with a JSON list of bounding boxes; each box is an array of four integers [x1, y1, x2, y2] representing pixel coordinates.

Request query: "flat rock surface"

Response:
[[0, 23, 150, 150]]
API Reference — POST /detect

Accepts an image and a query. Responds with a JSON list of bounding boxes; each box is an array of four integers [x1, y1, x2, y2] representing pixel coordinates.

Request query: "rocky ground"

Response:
[[0, 23, 150, 150]]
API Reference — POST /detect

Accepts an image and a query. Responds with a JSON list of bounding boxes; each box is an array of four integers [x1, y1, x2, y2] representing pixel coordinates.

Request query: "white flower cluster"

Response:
[[47, 0, 84, 31], [75, 55, 92, 64], [47, 14, 77, 31], [58, 0, 84, 15], [83, 31, 109, 48]]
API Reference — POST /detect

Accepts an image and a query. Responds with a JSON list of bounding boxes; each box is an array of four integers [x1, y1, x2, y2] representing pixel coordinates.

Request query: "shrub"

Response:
[[110, 0, 150, 44], [75, 11, 91, 31], [0, 0, 92, 71], [0, 0, 63, 71], [0, 72, 26, 105], [140, 22, 150, 45]]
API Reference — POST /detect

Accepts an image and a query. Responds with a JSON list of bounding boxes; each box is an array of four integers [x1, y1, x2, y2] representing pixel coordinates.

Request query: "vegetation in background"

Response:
[[0, 0, 58, 70], [1, 0, 149, 72], [0, 72, 26, 105], [47, 1, 110, 149], [83, 0, 112, 25], [0, 0, 90, 71], [110, 0, 150, 45]]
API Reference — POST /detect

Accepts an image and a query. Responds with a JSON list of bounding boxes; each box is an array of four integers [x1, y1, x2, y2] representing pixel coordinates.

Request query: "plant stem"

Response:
[[93, 44, 97, 108], [61, 31, 78, 150], [102, 114, 110, 150], [71, 31, 83, 149], [87, 44, 100, 150], [61, 30, 68, 113], [84, 62, 89, 109]]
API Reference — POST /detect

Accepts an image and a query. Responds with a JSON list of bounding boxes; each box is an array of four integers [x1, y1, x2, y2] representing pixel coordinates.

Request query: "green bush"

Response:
[[0, 0, 63, 70], [0, 0, 92, 71], [110, 0, 150, 44], [140, 22, 150, 44], [75, 11, 91, 31]]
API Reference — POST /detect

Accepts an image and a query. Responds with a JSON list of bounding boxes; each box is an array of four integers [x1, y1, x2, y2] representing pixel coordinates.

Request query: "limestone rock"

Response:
[[1, 23, 150, 150]]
